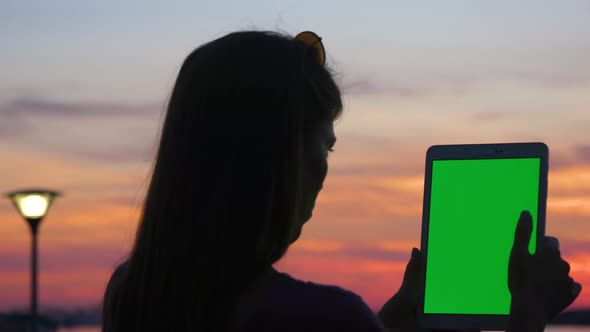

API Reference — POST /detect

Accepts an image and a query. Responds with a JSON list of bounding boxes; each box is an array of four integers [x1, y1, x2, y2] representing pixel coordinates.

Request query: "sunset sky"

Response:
[[1, 1, 589, 312]]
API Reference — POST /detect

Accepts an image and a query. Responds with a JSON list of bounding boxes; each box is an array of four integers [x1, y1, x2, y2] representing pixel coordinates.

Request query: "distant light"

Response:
[[5, 189, 61, 332], [7, 190, 60, 220], [18, 195, 49, 218]]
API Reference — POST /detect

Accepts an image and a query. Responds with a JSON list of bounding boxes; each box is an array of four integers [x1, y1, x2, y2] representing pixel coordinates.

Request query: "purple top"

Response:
[[104, 262, 388, 331], [235, 268, 388, 332]]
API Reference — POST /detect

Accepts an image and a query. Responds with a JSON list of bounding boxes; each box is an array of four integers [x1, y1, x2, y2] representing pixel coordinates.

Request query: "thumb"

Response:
[[378, 248, 422, 327], [511, 210, 533, 258], [401, 247, 422, 293]]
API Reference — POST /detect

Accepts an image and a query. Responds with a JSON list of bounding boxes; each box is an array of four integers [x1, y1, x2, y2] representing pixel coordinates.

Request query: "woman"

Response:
[[102, 30, 581, 332]]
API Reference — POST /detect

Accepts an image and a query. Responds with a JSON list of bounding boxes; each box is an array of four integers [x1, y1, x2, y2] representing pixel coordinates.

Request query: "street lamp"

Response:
[[6, 189, 60, 332]]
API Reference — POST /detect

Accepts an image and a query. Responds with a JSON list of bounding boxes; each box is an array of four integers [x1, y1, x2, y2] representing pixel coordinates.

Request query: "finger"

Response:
[[511, 211, 533, 257], [409, 247, 421, 267], [573, 282, 583, 299], [562, 260, 571, 274], [559, 280, 582, 312], [539, 237, 562, 260], [401, 248, 422, 288], [544, 236, 560, 251], [406, 248, 421, 271], [559, 281, 583, 315]]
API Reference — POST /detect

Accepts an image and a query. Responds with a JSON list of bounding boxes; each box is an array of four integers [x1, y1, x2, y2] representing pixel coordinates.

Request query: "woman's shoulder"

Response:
[[104, 261, 129, 304], [245, 268, 386, 331], [107, 260, 129, 288], [102, 260, 130, 332], [272, 269, 363, 305]]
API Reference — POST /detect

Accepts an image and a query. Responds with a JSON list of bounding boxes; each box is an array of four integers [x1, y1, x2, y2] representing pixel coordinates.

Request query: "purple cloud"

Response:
[[0, 245, 128, 273], [551, 145, 590, 170], [57, 144, 156, 163], [575, 145, 590, 163], [1, 98, 162, 118], [296, 242, 411, 263], [341, 78, 431, 97], [0, 97, 161, 164]]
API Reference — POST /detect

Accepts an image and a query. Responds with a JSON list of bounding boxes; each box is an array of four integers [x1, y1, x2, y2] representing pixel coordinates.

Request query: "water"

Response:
[[548, 327, 590, 332], [57, 325, 590, 332], [59, 327, 101, 332]]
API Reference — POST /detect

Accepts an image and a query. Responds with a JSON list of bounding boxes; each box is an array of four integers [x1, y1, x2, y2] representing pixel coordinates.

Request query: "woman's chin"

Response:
[[303, 211, 312, 223], [289, 209, 313, 244], [289, 227, 302, 244]]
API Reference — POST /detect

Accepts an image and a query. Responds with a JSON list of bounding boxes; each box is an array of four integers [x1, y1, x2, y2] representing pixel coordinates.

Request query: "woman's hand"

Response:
[[378, 247, 422, 332], [507, 211, 582, 332], [378, 249, 480, 332], [379, 210, 582, 332]]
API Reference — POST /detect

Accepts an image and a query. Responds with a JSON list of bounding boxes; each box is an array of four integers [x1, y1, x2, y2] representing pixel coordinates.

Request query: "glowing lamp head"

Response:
[[17, 195, 49, 218], [7, 190, 60, 220]]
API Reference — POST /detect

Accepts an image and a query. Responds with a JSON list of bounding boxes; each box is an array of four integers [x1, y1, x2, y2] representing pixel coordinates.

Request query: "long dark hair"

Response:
[[102, 31, 342, 332]]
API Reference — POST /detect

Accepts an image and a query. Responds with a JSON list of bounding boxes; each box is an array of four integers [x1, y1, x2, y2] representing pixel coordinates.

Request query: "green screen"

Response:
[[424, 158, 540, 315]]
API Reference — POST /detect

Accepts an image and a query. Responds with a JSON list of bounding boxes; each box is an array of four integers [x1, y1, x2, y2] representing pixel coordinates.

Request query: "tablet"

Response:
[[417, 143, 548, 331]]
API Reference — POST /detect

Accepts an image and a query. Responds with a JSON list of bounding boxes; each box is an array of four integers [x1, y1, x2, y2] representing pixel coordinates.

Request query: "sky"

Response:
[[1, 0, 589, 312]]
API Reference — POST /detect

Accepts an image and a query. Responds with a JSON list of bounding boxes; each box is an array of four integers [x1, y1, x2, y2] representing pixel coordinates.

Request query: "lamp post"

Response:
[[6, 189, 60, 332]]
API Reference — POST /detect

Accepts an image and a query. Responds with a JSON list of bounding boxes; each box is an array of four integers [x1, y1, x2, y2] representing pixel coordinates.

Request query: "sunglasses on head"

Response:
[[295, 31, 326, 67]]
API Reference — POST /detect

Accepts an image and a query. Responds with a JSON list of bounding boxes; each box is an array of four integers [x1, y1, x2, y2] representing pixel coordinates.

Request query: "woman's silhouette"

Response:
[[102, 31, 580, 332]]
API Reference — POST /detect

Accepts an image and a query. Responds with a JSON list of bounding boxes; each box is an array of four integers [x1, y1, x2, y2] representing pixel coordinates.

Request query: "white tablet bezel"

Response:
[[417, 142, 549, 331]]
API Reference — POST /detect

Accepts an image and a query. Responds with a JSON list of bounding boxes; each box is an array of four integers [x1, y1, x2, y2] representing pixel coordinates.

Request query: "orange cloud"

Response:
[[279, 240, 590, 311], [0, 267, 114, 309], [277, 248, 407, 311], [1, 133, 589, 312]]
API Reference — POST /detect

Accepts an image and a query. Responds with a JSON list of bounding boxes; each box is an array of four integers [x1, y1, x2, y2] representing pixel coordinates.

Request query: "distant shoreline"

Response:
[[549, 309, 590, 326], [3, 307, 590, 329]]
